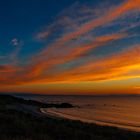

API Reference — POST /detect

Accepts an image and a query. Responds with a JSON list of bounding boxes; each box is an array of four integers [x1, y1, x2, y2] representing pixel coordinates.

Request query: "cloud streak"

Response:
[[1, 0, 140, 94]]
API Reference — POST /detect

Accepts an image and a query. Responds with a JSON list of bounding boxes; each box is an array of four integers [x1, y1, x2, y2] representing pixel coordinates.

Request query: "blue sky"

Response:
[[1, 0, 140, 94]]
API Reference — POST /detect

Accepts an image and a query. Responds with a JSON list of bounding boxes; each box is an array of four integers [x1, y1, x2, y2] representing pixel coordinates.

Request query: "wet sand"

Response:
[[40, 108, 140, 132]]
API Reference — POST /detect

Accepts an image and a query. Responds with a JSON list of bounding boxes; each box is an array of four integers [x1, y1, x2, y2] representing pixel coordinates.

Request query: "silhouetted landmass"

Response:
[[0, 94, 73, 108], [0, 94, 140, 140]]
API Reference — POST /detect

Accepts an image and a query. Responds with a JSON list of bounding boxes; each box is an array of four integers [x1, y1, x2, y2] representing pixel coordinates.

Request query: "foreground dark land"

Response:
[[0, 95, 140, 140]]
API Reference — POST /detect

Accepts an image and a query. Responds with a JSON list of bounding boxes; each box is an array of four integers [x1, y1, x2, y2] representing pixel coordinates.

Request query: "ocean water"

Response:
[[16, 94, 140, 132]]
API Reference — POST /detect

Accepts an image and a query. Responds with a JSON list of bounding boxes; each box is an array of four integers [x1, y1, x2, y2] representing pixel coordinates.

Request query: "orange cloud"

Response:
[[0, 33, 135, 85], [33, 0, 139, 69], [1, 0, 140, 95], [48, 0, 140, 45], [39, 45, 140, 83], [27, 32, 127, 81]]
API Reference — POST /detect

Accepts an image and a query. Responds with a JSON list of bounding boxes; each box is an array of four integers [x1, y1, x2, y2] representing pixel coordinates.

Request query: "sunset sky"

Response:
[[1, 0, 140, 94]]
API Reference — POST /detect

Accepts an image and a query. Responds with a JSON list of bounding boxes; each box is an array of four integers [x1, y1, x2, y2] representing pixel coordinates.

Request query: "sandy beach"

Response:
[[40, 107, 140, 133]]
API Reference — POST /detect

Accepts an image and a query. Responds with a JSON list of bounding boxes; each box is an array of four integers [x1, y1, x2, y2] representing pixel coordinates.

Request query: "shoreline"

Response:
[[1, 94, 140, 140], [40, 108, 140, 133]]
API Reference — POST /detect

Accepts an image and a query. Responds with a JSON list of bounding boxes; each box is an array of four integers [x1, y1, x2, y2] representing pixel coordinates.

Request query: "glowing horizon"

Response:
[[1, 0, 140, 94]]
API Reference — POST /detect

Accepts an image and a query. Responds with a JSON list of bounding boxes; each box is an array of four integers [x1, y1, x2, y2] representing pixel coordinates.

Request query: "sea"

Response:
[[15, 94, 140, 132]]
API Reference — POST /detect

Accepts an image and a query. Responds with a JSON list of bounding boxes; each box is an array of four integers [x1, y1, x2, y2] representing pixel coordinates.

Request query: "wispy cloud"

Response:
[[1, 0, 140, 88], [11, 38, 19, 47]]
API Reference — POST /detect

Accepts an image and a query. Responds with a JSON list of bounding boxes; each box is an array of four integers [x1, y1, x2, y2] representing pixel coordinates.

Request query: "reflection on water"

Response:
[[17, 94, 140, 132]]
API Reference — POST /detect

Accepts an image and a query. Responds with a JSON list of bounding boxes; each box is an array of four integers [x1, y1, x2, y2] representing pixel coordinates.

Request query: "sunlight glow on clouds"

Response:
[[1, 0, 140, 94]]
